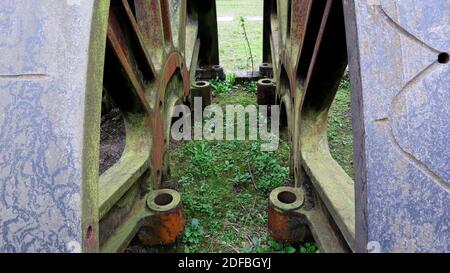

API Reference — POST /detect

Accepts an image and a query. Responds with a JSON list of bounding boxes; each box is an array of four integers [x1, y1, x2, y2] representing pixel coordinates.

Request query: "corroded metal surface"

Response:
[[195, 65, 226, 81], [138, 189, 185, 246], [100, 0, 218, 252], [265, 0, 449, 253], [264, 0, 354, 252], [190, 81, 212, 109], [259, 63, 274, 78], [268, 187, 307, 243], [0, 0, 109, 253], [256, 78, 276, 107], [344, 0, 450, 253]]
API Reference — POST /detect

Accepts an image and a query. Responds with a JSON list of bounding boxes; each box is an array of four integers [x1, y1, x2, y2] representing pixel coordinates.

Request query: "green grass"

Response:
[[171, 139, 289, 253], [169, 83, 320, 253], [327, 79, 355, 179]]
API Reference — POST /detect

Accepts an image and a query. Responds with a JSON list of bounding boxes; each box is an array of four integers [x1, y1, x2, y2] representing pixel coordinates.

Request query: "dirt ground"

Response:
[[99, 108, 126, 175]]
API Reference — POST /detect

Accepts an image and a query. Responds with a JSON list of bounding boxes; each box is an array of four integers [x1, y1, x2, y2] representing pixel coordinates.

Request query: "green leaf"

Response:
[[268, 239, 281, 249], [285, 246, 296, 253]]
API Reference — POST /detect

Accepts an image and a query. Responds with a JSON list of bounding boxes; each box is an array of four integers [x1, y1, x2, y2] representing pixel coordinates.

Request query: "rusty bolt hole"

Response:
[[278, 191, 297, 205], [438, 53, 449, 64], [155, 193, 173, 206]]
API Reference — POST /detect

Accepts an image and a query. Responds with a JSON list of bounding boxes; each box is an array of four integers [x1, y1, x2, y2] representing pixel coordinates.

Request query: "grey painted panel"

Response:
[[345, 0, 449, 252], [0, 0, 96, 253]]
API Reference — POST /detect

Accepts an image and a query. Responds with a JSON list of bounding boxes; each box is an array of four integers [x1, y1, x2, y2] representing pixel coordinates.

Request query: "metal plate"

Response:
[[0, 0, 109, 253], [344, 0, 449, 252]]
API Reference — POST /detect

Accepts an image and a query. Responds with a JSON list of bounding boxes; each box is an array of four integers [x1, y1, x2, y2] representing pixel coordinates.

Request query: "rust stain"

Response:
[[138, 204, 185, 246]]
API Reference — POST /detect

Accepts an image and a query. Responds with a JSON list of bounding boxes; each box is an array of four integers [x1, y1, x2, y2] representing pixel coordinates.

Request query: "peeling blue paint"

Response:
[[0, 1, 96, 253]]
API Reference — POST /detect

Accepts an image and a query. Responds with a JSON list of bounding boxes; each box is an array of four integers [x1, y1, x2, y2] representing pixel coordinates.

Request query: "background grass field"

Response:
[[217, 0, 264, 71]]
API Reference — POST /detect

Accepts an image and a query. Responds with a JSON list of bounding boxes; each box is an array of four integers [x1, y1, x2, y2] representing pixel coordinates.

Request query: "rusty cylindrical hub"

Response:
[[212, 64, 226, 80], [259, 62, 273, 78], [268, 186, 308, 244], [138, 189, 185, 246], [257, 78, 276, 107], [190, 81, 212, 111]]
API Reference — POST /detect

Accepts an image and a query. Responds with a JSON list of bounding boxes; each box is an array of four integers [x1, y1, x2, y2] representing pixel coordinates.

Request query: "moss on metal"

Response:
[[81, 0, 111, 253]]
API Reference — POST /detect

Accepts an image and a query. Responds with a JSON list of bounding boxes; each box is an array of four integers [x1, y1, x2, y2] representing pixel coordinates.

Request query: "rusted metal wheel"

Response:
[[2, 0, 448, 254], [99, 0, 219, 252], [264, 0, 354, 252]]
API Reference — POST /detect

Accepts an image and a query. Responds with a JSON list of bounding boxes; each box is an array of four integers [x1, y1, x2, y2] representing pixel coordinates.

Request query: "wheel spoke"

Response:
[[185, 0, 200, 79], [296, 0, 328, 87], [134, 0, 166, 70], [302, 0, 347, 103], [107, 0, 154, 113], [160, 0, 174, 45], [290, 0, 312, 66], [121, 0, 158, 77], [166, 0, 184, 50], [298, 0, 354, 249]]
